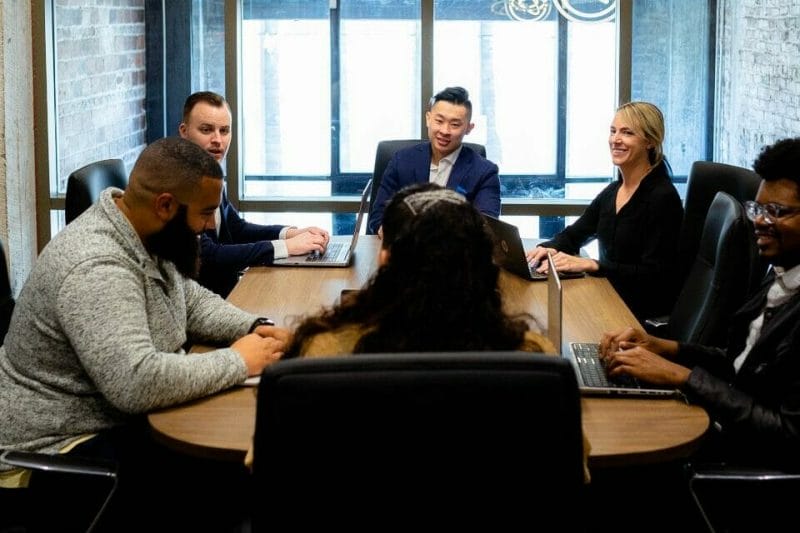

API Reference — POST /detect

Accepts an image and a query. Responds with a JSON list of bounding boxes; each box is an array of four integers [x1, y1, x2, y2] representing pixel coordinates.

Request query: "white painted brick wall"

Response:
[[716, 0, 800, 167]]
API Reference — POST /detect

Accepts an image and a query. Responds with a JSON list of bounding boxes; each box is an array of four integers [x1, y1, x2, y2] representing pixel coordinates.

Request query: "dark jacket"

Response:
[[199, 190, 284, 297], [680, 272, 800, 470], [540, 161, 683, 320], [368, 142, 500, 234]]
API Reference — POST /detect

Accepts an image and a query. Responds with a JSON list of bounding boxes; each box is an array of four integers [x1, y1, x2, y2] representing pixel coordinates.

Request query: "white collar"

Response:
[[772, 263, 800, 292], [438, 145, 463, 167]]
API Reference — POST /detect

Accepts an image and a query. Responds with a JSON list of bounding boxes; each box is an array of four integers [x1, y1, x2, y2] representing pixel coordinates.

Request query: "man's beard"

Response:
[[148, 204, 201, 279]]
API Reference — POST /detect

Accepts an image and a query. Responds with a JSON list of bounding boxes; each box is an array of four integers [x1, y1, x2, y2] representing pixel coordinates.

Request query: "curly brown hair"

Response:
[[285, 183, 531, 357]]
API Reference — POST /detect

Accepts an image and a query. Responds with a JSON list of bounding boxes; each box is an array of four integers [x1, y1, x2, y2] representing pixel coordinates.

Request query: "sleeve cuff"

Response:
[[278, 226, 296, 239], [272, 239, 289, 259]]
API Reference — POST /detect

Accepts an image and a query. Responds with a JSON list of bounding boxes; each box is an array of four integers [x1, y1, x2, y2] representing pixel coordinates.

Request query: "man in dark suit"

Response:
[[179, 91, 330, 297], [600, 137, 800, 470], [367, 86, 500, 234]]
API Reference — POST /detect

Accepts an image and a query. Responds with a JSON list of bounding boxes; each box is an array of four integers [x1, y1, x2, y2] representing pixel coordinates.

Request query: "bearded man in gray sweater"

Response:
[[0, 137, 286, 531]]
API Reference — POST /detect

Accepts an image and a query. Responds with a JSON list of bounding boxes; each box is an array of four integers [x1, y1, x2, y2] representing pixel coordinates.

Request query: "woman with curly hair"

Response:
[[285, 182, 553, 357], [262, 190, 592, 483]]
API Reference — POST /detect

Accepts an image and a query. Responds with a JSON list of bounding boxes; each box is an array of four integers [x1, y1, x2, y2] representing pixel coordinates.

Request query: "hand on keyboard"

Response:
[[286, 229, 328, 256], [599, 326, 651, 358]]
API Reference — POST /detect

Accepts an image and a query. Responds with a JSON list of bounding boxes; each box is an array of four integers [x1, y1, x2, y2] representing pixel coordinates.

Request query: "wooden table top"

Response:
[[149, 235, 709, 468]]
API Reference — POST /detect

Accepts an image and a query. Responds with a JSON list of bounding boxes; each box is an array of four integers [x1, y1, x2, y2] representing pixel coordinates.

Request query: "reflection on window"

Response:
[[631, 0, 712, 177], [434, 5, 560, 176], [340, 3, 421, 173], [566, 21, 616, 178], [243, 13, 331, 179], [232, 0, 710, 205]]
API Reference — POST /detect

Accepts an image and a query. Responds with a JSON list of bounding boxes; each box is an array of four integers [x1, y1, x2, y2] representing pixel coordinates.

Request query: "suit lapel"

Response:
[[414, 143, 432, 183], [740, 291, 800, 374], [217, 189, 232, 241], [758, 293, 800, 344], [447, 147, 473, 191]]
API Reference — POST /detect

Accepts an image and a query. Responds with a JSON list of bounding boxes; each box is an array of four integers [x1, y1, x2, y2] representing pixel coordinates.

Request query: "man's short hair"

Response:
[[182, 91, 229, 123], [428, 86, 472, 118], [129, 137, 223, 201], [753, 137, 800, 194]]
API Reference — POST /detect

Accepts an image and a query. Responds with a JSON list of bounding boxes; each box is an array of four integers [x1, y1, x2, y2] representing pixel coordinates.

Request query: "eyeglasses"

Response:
[[744, 200, 800, 224]]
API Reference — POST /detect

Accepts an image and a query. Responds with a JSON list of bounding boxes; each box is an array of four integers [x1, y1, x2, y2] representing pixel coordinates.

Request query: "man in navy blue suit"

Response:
[[179, 91, 330, 297], [367, 86, 501, 234]]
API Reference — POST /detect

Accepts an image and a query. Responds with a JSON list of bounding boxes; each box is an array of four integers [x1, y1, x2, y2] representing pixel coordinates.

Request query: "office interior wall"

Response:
[[54, 0, 147, 190], [716, 0, 800, 167], [1, 0, 37, 296]]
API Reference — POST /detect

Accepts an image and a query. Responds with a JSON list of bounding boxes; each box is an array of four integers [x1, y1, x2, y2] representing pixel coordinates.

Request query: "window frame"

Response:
[[34, 0, 716, 248], [224, 0, 629, 217]]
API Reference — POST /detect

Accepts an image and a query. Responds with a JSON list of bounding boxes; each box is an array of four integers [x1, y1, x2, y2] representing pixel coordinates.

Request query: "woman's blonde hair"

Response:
[[615, 101, 665, 166]]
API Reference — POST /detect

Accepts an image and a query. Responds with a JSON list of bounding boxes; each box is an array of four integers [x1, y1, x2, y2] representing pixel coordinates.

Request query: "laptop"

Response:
[[545, 252, 678, 397], [272, 179, 372, 268], [483, 215, 585, 281]]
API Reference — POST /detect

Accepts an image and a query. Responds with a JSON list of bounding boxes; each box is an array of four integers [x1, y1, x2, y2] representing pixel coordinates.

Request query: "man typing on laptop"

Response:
[[600, 137, 800, 470], [179, 91, 330, 296]]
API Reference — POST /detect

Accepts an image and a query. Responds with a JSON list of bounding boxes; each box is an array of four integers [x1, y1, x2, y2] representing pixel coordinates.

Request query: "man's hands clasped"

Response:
[[233, 325, 290, 377]]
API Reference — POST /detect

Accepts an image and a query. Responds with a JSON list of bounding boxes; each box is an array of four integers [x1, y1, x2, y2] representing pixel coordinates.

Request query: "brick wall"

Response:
[[55, 0, 146, 191], [716, 0, 800, 167]]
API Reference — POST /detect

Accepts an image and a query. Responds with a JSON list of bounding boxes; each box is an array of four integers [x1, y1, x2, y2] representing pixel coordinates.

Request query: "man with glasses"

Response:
[[744, 199, 800, 225], [599, 136, 800, 470]]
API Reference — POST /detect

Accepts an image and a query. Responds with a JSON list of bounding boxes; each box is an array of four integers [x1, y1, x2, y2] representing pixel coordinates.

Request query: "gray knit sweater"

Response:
[[0, 188, 256, 462]]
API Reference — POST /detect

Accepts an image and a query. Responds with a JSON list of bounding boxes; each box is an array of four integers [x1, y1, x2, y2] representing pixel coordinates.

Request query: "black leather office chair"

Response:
[[65, 158, 128, 224], [367, 139, 487, 234], [0, 239, 118, 533], [646, 192, 761, 348], [676, 161, 763, 289], [686, 462, 800, 532], [251, 352, 584, 530]]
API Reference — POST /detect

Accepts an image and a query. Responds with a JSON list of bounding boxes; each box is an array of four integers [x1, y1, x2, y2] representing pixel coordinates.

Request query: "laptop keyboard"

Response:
[[306, 242, 346, 263], [571, 342, 640, 389], [528, 260, 547, 279]]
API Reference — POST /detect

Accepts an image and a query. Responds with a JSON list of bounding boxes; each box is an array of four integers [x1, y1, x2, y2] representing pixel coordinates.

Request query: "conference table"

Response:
[[149, 235, 709, 469]]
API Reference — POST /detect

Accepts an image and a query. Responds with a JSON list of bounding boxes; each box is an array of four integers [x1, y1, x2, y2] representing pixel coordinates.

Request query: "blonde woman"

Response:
[[527, 101, 683, 320]]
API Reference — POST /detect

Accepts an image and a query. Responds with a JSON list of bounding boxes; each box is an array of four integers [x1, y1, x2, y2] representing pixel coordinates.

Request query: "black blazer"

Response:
[[199, 190, 284, 297], [680, 271, 800, 469]]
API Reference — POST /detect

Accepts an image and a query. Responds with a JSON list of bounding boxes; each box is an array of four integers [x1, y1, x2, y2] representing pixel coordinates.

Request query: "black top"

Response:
[[541, 160, 684, 320], [199, 189, 285, 297]]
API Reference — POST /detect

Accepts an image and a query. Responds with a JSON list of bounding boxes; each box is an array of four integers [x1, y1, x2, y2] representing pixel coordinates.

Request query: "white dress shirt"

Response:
[[734, 264, 800, 372], [429, 146, 462, 187]]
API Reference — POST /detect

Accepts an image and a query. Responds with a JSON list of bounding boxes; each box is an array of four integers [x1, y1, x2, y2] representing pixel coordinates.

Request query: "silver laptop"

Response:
[[272, 180, 372, 268], [546, 253, 678, 397], [483, 215, 584, 281]]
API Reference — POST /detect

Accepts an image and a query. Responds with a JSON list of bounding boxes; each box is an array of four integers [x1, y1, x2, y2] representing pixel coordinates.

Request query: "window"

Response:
[[46, 0, 147, 235], [230, 1, 713, 220], [42, 0, 715, 241], [236, 1, 622, 206]]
